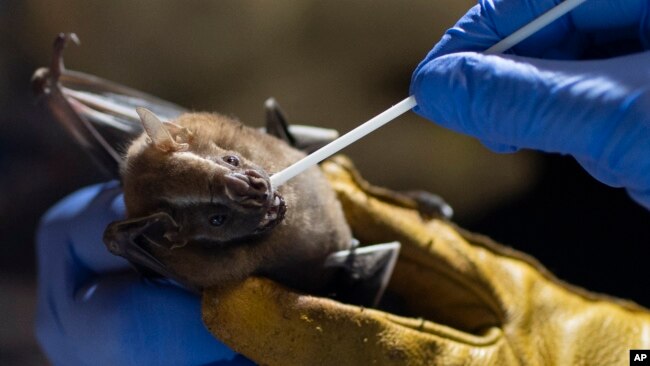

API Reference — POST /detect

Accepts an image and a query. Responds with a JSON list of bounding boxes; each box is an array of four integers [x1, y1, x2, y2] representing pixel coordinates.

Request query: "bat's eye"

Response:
[[209, 214, 227, 227], [223, 155, 240, 167]]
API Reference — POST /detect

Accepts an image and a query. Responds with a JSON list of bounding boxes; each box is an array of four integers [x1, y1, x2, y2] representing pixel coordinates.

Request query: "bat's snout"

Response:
[[224, 170, 271, 206]]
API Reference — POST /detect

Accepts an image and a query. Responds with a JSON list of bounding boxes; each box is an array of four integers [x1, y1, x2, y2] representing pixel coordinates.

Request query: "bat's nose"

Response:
[[224, 170, 270, 204], [245, 170, 269, 194]]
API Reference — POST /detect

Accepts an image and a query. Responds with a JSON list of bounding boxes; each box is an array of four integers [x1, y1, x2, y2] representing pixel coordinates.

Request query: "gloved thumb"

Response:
[[410, 51, 650, 195]]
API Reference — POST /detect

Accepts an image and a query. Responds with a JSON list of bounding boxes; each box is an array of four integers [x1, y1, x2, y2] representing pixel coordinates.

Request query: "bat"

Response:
[[33, 33, 451, 306], [107, 106, 353, 294]]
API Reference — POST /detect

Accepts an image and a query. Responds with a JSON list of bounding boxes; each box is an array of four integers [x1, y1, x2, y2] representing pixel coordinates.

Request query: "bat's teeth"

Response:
[[255, 193, 285, 234], [258, 211, 278, 230], [260, 214, 272, 226]]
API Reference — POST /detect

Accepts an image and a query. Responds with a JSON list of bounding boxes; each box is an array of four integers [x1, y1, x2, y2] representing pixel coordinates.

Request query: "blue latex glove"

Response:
[[411, 0, 650, 208], [36, 181, 254, 366]]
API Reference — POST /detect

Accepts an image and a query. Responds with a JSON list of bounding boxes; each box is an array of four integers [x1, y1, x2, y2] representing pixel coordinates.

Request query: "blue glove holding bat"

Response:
[[35, 182, 252, 366], [411, 0, 650, 208]]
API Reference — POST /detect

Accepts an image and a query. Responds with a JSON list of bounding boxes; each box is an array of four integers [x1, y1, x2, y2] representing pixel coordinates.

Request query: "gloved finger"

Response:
[[419, 0, 649, 62], [36, 272, 244, 365], [411, 51, 650, 200], [203, 278, 505, 366], [39, 181, 130, 278]]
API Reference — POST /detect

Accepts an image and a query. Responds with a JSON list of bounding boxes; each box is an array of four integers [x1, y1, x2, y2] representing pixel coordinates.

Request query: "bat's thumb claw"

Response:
[[32, 33, 81, 96], [31, 67, 52, 95], [50, 33, 80, 81]]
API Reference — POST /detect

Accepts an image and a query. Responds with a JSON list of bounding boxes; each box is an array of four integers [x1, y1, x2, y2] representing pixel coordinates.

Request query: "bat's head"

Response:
[[121, 108, 286, 248], [160, 165, 287, 247]]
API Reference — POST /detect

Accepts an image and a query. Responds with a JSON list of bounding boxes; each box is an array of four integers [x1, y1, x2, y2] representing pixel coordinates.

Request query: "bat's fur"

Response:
[[122, 112, 352, 292]]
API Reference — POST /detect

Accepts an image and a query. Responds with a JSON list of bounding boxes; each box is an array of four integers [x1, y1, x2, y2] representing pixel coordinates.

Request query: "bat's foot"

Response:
[[403, 190, 454, 220]]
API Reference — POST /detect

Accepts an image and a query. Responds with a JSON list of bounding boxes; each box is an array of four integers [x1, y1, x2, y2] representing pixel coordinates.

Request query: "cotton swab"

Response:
[[270, 0, 588, 188], [483, 0, 588, 55]]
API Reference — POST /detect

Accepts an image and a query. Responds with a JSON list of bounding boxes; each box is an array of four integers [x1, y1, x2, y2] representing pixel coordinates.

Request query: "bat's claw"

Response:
[[51, 33, 79, 80], [31, 33, 80, 96], [31, 67, 52, 95], [406, 190, 454, 220]]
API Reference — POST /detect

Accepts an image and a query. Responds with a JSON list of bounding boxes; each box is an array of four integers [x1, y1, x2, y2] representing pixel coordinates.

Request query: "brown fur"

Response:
[[122, 113, 352, 292]]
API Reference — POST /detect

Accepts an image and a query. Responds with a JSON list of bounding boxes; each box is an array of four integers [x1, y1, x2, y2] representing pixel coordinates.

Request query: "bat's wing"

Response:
[[324, 241, 401, 308], [264, 98, 339, 153], [103, 212, 201, 293], [33, 33, 339, 178], [32, 33, 187, 178]]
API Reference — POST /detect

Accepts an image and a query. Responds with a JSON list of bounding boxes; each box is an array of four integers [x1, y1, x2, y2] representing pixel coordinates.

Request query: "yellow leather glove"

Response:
[[202, 156, 650, 366]]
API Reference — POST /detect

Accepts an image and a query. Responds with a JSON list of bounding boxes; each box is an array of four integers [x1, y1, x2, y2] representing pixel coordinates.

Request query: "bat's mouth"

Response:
[[255, 192, 286, 234]]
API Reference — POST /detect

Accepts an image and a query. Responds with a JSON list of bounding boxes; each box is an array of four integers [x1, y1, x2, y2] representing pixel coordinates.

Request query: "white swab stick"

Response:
[[271, 96, 417, 187], [485, 0, 587, 54], [270, 0, 589, 188]]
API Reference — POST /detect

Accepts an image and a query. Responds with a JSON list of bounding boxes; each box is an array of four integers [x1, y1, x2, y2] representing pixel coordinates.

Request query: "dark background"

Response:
[[1, 1, 649, 364]]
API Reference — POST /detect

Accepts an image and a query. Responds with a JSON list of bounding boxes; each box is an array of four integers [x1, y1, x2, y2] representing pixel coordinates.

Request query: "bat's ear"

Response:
[[136, 107, 189, 152], [264, 98, 296, 146]]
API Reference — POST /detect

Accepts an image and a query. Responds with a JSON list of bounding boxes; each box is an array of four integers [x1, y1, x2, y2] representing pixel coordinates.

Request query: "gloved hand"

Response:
[[202, 157, 650, 365], [410, 0, 650, 208], [35, 181, 252, 366]]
